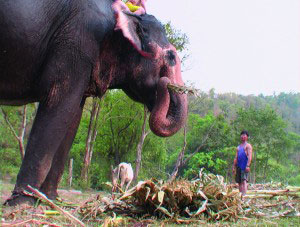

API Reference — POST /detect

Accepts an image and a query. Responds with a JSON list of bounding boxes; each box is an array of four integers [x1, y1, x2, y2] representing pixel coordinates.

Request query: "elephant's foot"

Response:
[[43, 191, 58, 201], [40, 186, 59, 201], [4, 191, 36, 206], [40, 189, 59, 201]]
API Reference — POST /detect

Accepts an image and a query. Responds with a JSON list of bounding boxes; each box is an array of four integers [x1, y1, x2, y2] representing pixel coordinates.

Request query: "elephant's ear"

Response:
[[113, 5, 152, 58]]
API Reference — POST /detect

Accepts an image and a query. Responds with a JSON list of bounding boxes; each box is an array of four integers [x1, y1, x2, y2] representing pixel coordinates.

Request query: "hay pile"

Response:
[[79, 172, 243, 222], [78, 173, 299, 222]]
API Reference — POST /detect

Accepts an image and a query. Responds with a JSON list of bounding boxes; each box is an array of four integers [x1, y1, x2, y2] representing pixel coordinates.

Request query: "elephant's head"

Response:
[[98, 7, 188, 137]]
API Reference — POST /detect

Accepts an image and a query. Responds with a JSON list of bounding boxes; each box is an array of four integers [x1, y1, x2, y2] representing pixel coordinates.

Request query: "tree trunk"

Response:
[[169, 125, 187, 182], [81, 98, 101, 182], [133, 107, 150, 182], [168, 121, 216, 182], [18, 105, 27, 160], [88, 100, 101, 165], [1, 105, 27, 160]]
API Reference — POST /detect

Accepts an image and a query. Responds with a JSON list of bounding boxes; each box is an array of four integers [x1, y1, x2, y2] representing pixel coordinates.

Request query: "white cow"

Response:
[[111, 162, 134, 192]]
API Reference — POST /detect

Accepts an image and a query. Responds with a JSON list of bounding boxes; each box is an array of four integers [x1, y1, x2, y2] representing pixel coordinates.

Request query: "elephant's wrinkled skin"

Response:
[[0, 0, 187, 205]]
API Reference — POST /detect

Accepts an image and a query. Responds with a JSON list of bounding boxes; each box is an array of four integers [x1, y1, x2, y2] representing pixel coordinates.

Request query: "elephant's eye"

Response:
[[166, 50, 176, 66]]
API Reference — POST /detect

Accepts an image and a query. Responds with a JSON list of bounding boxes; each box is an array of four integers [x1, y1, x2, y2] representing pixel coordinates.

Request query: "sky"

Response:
[[147, 0, 300, 96]]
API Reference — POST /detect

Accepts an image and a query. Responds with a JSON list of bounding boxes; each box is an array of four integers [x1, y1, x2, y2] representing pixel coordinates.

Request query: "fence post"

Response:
[[68, 159, 73, 187]]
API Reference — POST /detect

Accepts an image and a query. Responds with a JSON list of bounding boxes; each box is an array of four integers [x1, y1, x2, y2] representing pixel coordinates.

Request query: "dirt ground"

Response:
[[0, 181, 14, 204], [0, 181, 99, 205]]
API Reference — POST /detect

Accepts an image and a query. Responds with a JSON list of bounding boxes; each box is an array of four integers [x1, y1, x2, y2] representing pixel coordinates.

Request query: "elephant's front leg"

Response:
[[39, 98, 85, 200], [4, 50, 90, 206]]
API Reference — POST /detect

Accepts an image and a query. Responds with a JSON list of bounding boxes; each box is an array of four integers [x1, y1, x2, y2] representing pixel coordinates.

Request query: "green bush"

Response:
[[288, 174, 300, 186], [0, 148, 21, 182]]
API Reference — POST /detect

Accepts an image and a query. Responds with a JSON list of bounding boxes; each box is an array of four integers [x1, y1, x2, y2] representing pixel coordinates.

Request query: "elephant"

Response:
[[0, 0, 187, 205]]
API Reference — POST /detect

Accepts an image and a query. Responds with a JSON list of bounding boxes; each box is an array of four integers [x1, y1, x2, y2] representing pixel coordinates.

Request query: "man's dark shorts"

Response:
[[235, 167, 249, 183]]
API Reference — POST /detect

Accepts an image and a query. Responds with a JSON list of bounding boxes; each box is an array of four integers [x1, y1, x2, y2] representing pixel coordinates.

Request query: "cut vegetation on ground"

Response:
[[1, 173, 300, 226]]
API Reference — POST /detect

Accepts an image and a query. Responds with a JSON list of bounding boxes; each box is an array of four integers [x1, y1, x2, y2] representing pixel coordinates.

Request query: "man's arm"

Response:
[[245, 144, 253, 172], [246, 144, 253, 166], [232, 148, 238, 172]]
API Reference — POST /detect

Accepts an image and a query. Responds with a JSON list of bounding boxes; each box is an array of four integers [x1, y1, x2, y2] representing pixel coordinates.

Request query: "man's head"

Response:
[[240, 130, 249, 142]]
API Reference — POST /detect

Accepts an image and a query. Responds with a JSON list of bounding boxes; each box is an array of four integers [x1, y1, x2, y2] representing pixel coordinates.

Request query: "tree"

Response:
[[81, 97, 103, 183], [0, 104, 36, 160], [164, 22, 189, 65], [167, 113, 235, 180], [184, 113, 235, 178], [168, 125, 187, 181], [0, 104, 37, 180], [133, 106, 150, 182]]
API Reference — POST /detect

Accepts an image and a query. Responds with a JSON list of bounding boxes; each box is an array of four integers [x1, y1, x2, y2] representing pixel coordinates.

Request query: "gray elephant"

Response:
[[0, 0, 188, 205]]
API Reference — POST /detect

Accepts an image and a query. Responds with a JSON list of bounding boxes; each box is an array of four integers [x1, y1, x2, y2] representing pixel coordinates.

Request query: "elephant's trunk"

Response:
[[149, 77, 188, 137], [149, 46, 188, 137]]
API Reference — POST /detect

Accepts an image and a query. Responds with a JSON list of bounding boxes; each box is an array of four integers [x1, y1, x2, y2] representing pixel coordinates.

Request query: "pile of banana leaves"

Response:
[[79, 172, 243, 222]]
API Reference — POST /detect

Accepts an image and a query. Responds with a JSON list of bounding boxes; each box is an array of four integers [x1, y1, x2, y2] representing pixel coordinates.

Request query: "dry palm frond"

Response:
[[167, 84, 199, 97], [27, 185, 86, 227], [78, 174, 243, 222]]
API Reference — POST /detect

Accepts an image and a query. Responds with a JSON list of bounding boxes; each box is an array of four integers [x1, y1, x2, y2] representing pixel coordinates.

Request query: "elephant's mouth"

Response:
[[145, 83, 178, 115]]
